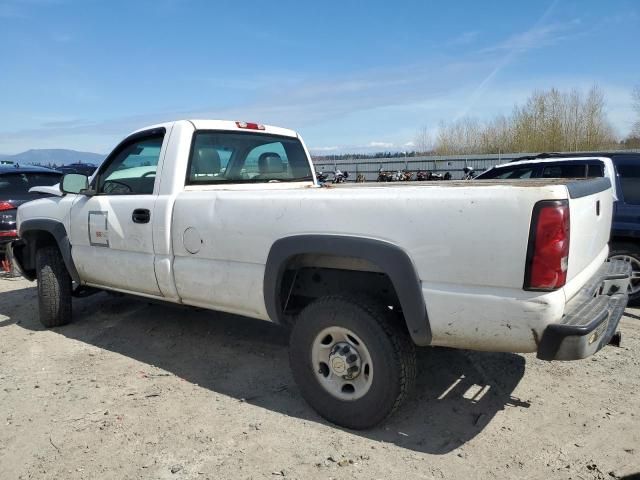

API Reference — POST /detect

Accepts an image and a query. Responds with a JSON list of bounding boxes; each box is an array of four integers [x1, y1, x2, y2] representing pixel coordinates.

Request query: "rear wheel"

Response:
[[36, 246, 72, 327], [610, 242, 640, 304], [289, 295, 416, 429]]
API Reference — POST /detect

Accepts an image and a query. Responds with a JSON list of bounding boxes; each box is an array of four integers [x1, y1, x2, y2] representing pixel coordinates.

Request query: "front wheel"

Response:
[[610, 242, 640, 304], [36, 246, 72, 327], [289, 295, 416, 429]]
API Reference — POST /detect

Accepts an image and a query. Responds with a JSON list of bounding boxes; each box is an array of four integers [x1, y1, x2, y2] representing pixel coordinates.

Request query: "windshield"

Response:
[[187, 131, 313, 184], [0, 172, 62, 196]]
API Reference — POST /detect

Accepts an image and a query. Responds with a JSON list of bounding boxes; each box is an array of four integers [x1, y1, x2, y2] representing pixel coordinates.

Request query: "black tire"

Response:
[[289, 295, 416, 429], [610, 241, 640, 305], [36, 246, 72, 327]]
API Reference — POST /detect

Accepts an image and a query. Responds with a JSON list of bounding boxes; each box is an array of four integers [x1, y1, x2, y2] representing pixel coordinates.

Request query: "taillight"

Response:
[[0, 201, 14, 211], [235, 121, 265, 130], [524, 200, 570, 290]]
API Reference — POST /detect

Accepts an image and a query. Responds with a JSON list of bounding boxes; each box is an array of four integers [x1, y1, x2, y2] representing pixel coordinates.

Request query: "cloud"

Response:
[[453, 0, 583, 120], [310, 141, 401, 155], [481, 20, 582, 54], [309, 146, 339, 152]]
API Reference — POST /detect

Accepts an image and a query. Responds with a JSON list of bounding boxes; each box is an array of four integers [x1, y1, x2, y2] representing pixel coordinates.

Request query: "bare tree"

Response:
[[633, 85, 640, 137], [414, 126, 432, 154], [432, 85, 618, 155]]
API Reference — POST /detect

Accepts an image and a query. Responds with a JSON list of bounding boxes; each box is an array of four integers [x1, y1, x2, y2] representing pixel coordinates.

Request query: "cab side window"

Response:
[[98, 135, 164, 195]]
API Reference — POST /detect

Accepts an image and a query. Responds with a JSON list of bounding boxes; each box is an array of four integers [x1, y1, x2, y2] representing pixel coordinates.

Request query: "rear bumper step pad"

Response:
[[537, 260, 631, 361]]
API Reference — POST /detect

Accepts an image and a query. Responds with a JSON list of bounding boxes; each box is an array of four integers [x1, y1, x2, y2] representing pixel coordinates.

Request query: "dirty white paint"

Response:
[[16, 120, 614, 354]]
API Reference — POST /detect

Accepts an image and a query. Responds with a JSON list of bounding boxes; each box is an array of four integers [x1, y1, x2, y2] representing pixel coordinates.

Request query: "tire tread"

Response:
[[36, 246, 72, 327]]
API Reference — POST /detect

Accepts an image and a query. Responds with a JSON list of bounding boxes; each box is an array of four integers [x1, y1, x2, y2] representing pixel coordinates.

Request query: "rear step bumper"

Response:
[[537, 260, 631, 361]]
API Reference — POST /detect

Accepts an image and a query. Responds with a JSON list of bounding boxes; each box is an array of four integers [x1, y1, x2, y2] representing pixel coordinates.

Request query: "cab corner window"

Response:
[[98, 135, 164, 195]]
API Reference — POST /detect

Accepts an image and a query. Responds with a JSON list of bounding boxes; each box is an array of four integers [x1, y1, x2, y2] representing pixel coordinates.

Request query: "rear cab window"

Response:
[[187, 131, 312, 184]]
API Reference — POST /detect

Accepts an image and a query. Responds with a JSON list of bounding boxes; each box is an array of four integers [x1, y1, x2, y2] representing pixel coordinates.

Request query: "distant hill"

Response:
[[0, 149, 105, 167]]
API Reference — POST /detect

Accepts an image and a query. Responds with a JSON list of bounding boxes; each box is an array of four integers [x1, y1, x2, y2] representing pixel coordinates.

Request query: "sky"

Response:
[[0, 0, 638, 155]]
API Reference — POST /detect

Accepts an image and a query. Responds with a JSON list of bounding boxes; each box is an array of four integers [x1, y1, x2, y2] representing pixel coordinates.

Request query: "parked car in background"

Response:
[[56, 162, 98, 177], [0, 165, 62, 262], [477, 151, 640, 302]]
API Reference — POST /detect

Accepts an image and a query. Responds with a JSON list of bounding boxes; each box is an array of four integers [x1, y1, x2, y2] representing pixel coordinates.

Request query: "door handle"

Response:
[[132, 208, 151, 224]]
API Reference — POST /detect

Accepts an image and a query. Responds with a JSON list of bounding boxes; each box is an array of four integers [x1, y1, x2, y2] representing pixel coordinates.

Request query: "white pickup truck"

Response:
[[9, 120, 631, 429]]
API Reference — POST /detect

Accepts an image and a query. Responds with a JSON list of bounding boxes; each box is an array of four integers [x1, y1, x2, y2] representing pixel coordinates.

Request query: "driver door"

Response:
[[68, 129, 166, 296]]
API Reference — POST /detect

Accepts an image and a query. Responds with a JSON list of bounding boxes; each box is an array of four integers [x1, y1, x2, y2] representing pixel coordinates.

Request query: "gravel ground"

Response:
[[0, 276, 639, 479]]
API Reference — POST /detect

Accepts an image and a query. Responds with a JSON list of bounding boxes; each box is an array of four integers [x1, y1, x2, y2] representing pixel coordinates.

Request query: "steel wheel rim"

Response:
[[610, 254, 640, 294], [311, 326, 373, 401]]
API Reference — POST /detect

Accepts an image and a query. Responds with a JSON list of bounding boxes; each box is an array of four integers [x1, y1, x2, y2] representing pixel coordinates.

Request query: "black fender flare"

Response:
[[263, 235, 431, 346], [17, 219, 80, 284]]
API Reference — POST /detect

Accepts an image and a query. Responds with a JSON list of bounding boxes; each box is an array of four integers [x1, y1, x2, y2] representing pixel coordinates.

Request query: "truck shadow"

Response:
[[7, 286, 529, 454]]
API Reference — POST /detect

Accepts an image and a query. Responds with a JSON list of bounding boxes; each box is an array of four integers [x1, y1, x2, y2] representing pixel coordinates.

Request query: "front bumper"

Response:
[[537, 260, 631, 360]]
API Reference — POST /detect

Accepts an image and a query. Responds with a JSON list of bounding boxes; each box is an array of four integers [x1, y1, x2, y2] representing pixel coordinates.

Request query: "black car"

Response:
[[56, 162, 98, 177], [477, 151, 640, 301], [0, 165, 62, 259]]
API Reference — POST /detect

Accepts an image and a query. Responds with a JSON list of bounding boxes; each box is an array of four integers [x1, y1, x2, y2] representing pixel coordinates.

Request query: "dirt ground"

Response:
[[0, 276, 639, 480]]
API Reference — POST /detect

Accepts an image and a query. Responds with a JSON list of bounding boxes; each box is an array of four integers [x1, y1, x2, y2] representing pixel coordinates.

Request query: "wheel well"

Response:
[[264, 235, 432, 345], [18, 230, 58, 277], [278, 254, 403, 325]]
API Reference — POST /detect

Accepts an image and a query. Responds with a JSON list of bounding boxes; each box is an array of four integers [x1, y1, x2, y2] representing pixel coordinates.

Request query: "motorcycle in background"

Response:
[[316, 170, 329, 184], [333, 169, 349, 183], [377, 168, 393, 182], [462, 166, 476, 180], [415, 170, 429, 181]]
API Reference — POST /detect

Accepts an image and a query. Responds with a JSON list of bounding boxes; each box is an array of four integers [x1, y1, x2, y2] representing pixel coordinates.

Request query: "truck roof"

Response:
[[130, 119, 299, 139]]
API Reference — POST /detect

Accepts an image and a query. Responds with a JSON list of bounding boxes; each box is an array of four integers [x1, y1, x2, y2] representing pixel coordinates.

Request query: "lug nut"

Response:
[[341, 345, 350, 355], [347, 354, 358, 363]]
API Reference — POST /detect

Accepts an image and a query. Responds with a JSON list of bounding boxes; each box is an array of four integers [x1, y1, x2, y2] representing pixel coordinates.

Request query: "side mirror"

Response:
[[60, 173, 89, 194]]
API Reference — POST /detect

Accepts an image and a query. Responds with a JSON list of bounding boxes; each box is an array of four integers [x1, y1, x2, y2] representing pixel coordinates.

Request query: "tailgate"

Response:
[[566, 178, 613, 285]]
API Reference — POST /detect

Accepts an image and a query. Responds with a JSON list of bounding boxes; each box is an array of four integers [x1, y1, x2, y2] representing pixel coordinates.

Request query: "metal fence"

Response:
[[312, 150, 640, 181]]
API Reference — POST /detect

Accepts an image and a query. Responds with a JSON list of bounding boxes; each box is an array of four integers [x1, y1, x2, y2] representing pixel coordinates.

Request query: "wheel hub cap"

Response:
[[329, 342, 361, 379], [311, 326, 373, 401]]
